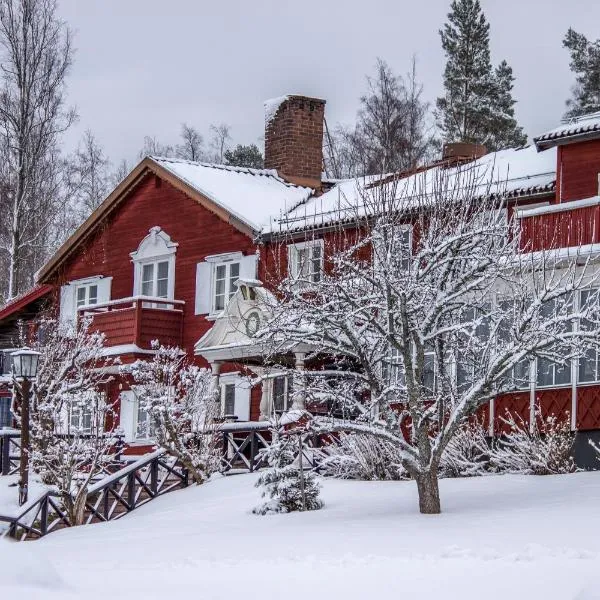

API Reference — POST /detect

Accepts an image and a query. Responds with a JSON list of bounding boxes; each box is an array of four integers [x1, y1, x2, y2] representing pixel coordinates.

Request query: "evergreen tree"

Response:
[[436, 0, 525, 150], [224, 144, 264, 169], [488, 61, 527, 149], [563, 28, 600, 119], [253, 430, 322, 515]]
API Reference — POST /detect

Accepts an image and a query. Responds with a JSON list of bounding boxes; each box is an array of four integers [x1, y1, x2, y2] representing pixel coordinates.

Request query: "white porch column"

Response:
[[292, 352, 306, 410], [210, 361, 222, 413], [259, 378, 272, 421]]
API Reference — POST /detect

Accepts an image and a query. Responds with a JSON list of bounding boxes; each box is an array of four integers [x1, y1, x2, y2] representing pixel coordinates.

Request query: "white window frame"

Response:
[[130, 227, 177, 306], [212, 260, 240, 313], [134, 396, 156, 441], [68, 391, 105, 435], [288, 239, 324, 285], [271, 375, 294, 413], [76, 282, 99, 309]]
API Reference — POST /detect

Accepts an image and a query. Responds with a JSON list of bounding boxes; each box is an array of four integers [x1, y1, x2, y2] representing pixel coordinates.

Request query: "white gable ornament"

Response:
[[130, 226, 178, 262]]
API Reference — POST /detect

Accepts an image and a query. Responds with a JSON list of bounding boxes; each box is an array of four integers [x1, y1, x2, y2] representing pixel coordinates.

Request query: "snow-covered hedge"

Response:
[[440, 421, 491, 478], [490, 411, 577, 475], [318, 433, 407, 481]]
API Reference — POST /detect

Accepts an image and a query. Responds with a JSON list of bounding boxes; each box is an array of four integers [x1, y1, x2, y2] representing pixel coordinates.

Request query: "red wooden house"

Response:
[[1, 96, 600, 464]]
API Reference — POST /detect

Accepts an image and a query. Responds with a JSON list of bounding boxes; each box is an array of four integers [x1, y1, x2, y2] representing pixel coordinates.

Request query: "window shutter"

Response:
[[195, 262, 213, 315], [118, 391, 136, 442], [96, 277, 112, 305], [235, 379, 251, 421], [240, 253, 258, 281], [59, 284, 76, 330]]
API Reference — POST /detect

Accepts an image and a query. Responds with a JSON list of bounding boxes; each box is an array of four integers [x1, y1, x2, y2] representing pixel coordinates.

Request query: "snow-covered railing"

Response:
[[0, 450, 188, 541], [0, 430, 20, 476], [78, 295, 185, 313]]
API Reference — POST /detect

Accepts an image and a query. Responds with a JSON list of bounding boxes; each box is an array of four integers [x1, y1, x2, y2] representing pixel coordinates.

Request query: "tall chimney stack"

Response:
[[264, 94, 326, 189]]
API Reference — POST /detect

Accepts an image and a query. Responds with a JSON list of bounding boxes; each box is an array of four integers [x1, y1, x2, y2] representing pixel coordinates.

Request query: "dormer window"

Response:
[[131, 227, 178, 306]]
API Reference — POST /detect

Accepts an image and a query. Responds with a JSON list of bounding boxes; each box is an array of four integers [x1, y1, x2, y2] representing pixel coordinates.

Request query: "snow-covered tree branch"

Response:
[[126, 343, 221, 484], [259, 163, 600, 514]]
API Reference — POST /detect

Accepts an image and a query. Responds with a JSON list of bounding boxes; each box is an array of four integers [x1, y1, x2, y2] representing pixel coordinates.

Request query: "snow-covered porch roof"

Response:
[[195, 279, 312, 364]]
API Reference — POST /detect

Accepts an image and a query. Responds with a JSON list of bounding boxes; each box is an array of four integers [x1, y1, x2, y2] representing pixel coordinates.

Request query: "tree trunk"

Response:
[[63, 488, 88, 526], [415, 469, 441, 514]]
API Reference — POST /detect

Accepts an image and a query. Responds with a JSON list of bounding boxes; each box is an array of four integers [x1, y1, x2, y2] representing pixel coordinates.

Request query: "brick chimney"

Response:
[[264, 94, 326, 189]]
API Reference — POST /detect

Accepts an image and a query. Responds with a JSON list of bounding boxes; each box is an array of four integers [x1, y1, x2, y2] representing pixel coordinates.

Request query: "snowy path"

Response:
[[2, 471, 600, 599]]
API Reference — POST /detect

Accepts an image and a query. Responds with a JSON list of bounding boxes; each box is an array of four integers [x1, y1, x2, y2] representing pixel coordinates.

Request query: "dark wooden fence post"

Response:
[[40, 495, 48, 536], [249, 432, 258, 472], [1, 434, 9, 475], [127, 471, 136, 509], [150, 458, 158, 496]]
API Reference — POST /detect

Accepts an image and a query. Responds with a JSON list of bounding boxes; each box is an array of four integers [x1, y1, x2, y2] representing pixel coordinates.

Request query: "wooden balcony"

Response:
[[79, 296, 185, 351], [519, 201, 600, 252]]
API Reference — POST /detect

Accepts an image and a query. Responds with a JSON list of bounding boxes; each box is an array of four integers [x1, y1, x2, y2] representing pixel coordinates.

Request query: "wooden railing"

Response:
[[79, 296, 185, 350], [0, 450, 188, 541], [0, 430, 20, 475], [220, 422, 330, 474]]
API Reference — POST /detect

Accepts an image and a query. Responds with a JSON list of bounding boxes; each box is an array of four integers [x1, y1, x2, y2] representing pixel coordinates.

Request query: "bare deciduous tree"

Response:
[[209, 122, 231, 164], [0, 0, 75, 299], [26, 317, 117, 525], [261, 168, 600, 514], [127, 343, 221, 484], [176, 123, 205, 162]]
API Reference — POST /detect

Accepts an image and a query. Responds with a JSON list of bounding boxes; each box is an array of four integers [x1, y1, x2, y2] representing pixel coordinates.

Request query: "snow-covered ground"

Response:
[[2, 472, 600, 600]]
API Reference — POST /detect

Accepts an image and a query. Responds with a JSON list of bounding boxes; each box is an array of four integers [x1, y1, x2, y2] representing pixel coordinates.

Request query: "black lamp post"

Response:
[[11, 348, 40, 506]]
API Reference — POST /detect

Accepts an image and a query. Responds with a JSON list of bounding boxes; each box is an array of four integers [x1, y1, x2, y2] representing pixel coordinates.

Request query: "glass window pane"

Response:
[[142, 264, 154, 296], [88, 285, 98, 305], [579, 348, 598, 382], [537, 357, 554, 387], [229, 263, 240, 297], [273, 377, 286, 412], [224, 384, 236, 416], [77, 287, 86, 307], [555, 360, 572, 385], [157, 261, 169, 280]]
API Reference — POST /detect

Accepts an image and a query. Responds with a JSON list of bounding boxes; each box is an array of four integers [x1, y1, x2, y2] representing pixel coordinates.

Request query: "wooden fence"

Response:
[[0, 450, 188, 541]]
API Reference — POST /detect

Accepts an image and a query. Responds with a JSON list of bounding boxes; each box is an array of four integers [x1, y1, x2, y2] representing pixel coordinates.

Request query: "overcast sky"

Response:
[[58, 0, 600, 168]]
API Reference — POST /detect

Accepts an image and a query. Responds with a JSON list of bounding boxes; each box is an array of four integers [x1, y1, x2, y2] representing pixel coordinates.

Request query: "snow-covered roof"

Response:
[[151, 157, 314, 231], [534, 112, 600, 149], [266, 145, 557, 234]]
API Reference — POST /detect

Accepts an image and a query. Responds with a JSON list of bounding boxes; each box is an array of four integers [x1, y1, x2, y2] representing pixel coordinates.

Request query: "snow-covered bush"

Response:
[[490, 410, 577, 475], [319, 433, 407, 480], [127, 343, 221, 484], [253, 429, 323, 515], [440, 420, 491, 478], [28, 317, 118, 526]]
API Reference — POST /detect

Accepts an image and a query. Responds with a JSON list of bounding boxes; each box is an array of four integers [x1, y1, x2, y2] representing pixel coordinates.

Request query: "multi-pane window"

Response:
[[70, 404, 93, 433], [382, 346, 405, 385], [136, 399, 156, 440], [0, 397, 12, 428], [273, 376, 294, 413], [223, 383, 236, 416], [214, 261, 240, 312], [536, 295, 573, 387], [76, 284, 98, 308], [497, 298, 531, 390], [141, 260, 169, 298], [288, 241, 323, 285], [579, 289, 600, 383]]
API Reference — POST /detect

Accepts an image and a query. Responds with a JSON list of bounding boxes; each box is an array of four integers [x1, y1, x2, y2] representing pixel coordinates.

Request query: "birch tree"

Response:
[[0, 0, 75, 299], [261, 168, 600, 514]]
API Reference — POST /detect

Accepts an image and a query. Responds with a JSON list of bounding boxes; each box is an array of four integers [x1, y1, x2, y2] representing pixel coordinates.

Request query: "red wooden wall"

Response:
[[520, 204, 600, 251], [558, 140, 600, 202], [52, 173, 257, 365]]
